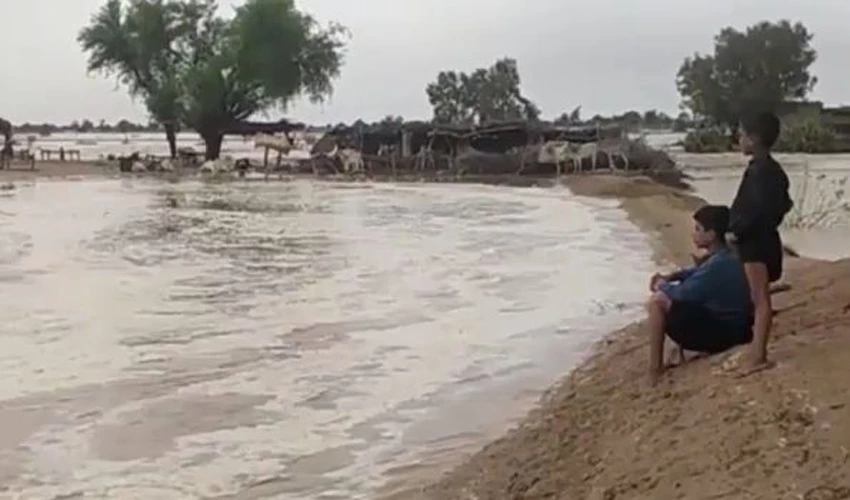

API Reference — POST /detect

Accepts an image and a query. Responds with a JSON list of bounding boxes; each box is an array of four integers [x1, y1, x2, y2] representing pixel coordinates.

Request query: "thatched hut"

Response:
[[310, 121, 439, 157], [429, 121, 625, 155], [220, 119, 305, 137]]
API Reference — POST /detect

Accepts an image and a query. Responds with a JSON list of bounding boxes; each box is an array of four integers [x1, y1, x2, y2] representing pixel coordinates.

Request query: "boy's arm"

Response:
[[729, 167, 792, 238], [666, 266, 697, 282], [658, 264, 715, 303]]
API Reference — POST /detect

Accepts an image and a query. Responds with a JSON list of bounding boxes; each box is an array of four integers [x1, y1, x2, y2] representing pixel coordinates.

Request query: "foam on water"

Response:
[[0, 179, 653, 499]]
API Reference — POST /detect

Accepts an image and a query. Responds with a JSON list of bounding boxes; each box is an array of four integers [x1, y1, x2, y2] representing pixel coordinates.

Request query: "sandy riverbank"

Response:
[[411, 175, 850, 500]]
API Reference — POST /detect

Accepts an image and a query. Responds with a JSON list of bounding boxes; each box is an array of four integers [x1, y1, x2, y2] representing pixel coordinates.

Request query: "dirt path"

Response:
[[418, 176, 850, 500]]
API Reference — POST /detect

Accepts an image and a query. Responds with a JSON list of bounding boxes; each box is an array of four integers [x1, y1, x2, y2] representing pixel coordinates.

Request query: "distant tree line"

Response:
[[14, 119, 162, 135], [16, 16, 821, 152], [422, 20, 818, 141], [424, 57, 693, 132], [552, 107, 694, 132]]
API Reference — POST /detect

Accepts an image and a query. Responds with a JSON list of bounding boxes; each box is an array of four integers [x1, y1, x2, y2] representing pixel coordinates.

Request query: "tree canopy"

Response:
[[79, 0, 348, 159], [677, 20, 817, 129], [426, 58, 540, 125]]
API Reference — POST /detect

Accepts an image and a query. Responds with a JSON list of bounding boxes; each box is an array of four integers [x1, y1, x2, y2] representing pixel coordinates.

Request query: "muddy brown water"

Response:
[[0, 178, 654, 499]]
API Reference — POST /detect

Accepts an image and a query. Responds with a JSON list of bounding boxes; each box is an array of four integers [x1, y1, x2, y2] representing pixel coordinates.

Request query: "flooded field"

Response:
[[0, 179, 653, 499], [24, 130, 683, 163], [22, 132, 313, 163], [675, 152, 850, 260]]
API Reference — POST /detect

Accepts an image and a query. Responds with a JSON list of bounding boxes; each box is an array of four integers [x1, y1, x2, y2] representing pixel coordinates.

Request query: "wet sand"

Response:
[[421, 175, 850, 500]]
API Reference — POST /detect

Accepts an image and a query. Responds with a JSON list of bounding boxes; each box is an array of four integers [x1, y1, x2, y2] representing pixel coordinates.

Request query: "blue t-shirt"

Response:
[[659, 247, 753, 324]]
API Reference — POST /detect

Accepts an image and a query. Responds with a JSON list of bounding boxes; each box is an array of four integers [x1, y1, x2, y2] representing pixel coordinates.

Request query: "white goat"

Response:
[[574, 140, 630, 172], [325, 145, 364, 174], [199, 157, 235, 175], [414, 144, 436, 171], [539, 140, 580, 175], [159, 158, 175, 172]]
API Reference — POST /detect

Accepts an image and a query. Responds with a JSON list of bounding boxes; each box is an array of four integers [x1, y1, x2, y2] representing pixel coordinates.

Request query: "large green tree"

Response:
[[426, 58, 540, 125], [79, 0, 185, 157], [677, 20, 817, 129], [79, 0, 347, 159]]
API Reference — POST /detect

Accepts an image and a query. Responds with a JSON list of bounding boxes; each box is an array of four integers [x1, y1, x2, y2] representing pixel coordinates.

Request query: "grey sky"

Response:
[[2, 0, 850, 125]]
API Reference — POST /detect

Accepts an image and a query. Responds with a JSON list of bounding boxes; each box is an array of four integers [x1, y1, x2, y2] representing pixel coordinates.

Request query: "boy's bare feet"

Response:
[[721, 350, 776, 378], [735, 358, 776, 378], [665, 346, 686, 368], [648, 368, 663, 387]]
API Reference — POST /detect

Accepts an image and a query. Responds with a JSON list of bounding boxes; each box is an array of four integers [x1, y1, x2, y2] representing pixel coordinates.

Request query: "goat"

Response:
[[199, 157, 235, 175], [414, 144, 436, 172], [573, 140, 630, 172], [539, 140, 580, 175]]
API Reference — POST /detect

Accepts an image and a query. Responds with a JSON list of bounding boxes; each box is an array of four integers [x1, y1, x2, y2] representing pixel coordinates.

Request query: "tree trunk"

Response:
[[164, 123, 178, 159], [201, 131, 223, 160]]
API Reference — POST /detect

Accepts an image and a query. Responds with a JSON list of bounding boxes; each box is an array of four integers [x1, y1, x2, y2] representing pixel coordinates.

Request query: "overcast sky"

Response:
[[2, 0, 850, 125]]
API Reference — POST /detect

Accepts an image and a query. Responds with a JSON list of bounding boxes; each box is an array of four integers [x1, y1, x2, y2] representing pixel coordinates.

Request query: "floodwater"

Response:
[[27, 130, 683, 163], [675, 152, 850, 260], [0, 178, 654, 499], [24, 132, 314, 163]]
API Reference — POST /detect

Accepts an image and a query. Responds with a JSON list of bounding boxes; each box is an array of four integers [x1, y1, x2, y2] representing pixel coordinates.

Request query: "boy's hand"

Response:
[[649, 272, 664, 292]]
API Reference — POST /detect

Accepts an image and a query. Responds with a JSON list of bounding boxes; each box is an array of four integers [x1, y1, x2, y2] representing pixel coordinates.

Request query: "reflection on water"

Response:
[[0, 179, 653, 499]]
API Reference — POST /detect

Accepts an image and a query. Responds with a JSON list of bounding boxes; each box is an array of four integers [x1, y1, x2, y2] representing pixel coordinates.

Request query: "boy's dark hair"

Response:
[[741, 110, 781, 148], [693, 205, 730, 239]]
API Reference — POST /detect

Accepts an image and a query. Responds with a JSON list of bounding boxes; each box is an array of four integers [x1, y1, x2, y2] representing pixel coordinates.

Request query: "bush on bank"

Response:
[[683, 115, 840, 154], [774, 115, 837, 153], [682, 127, 732, 153]]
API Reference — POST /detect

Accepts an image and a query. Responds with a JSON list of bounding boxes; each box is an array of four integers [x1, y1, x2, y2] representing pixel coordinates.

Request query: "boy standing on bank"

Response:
[[730, 111, 793, 373]]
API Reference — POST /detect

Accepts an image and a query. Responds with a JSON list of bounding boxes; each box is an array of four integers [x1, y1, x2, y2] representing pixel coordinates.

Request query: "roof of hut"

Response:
[[308, 120, 625, 156], [220, 119, 305, 136], [428, 121, 625, 154], [253, 133, 292, 152]]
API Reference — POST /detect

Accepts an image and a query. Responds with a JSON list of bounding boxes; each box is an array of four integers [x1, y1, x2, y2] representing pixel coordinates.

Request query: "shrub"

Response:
[[682, 128, 731, 153], [775, 115, 836, 153], [783, 161, 850, 229]]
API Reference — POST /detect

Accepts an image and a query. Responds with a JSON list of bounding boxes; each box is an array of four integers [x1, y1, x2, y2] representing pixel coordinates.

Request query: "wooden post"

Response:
[[263, 146, 270, 181]]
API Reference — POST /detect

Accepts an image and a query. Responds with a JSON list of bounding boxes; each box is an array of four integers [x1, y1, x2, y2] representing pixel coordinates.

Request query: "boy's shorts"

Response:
[[665, 301, 753, 354], [734, 230, 783, 282]]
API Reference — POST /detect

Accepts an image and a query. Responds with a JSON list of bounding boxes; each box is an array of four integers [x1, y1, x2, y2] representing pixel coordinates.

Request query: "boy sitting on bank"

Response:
[[646, 205, 753, 383]]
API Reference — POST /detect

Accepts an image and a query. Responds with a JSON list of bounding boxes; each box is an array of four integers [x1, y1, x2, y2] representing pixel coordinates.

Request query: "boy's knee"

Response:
[[646, 292, 669, 312]]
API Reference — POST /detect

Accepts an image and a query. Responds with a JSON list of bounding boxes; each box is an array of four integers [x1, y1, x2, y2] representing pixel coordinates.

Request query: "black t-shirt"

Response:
[[729, 155, 792, 281], [729, 155, 792, 241]]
